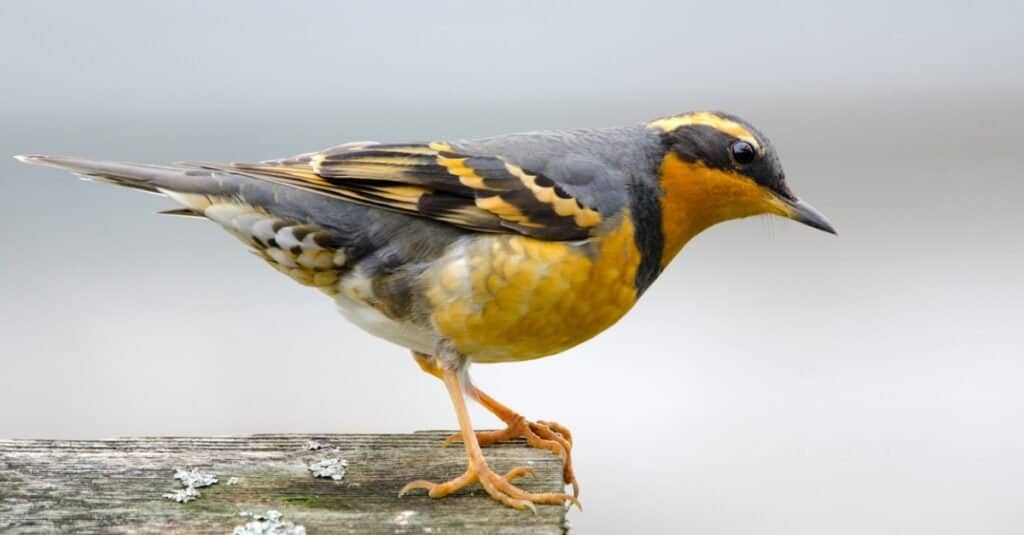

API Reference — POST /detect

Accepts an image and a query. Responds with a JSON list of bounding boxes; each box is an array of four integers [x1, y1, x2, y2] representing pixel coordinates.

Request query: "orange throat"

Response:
[[657, 153, 781, 268]]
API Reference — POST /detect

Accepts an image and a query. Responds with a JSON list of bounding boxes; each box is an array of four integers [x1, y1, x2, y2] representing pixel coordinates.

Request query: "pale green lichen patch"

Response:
[[162, 468, 219, 503], [174, 468, 219, 488], [308, 458, 347, 481], [163, 486, 201, 503], [233, 510, 306, 535]]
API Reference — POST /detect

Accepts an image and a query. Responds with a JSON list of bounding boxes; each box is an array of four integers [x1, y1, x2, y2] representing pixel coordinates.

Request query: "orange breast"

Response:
[[426, 216, 641, 363]]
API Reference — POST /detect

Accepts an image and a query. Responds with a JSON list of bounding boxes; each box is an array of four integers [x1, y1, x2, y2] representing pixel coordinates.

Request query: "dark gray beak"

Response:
[[781, 197, 837, 235]]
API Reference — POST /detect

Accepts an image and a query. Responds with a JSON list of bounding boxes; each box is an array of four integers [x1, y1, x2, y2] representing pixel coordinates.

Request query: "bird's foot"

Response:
[[399, 464, 580, 512], [444, 416, 578, 497]]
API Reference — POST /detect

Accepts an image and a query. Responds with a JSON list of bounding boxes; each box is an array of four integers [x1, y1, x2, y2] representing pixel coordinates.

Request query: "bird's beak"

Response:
[[774, 195, 837, 235]]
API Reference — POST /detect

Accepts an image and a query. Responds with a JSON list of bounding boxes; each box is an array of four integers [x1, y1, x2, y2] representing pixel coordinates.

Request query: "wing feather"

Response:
[[213, 142, 604, 240]]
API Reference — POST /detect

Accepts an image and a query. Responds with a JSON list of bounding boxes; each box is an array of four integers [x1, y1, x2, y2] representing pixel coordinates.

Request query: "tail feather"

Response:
[[12, 152, 420, 244], [13, 152, 467, 294], [156, 207, 205, 218], [13, 154, 202, 195]]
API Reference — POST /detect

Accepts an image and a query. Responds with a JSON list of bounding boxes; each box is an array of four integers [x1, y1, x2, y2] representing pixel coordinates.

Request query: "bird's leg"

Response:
[[458, 386, 579, 497], [413, 352, 578, 497], [400, 356, 579, 511]]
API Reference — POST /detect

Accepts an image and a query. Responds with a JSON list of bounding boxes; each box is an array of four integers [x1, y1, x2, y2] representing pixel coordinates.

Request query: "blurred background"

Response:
[[1, 1, 1021, 533]]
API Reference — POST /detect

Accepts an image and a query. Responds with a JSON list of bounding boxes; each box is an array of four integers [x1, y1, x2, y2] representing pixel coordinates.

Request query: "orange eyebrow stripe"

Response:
[[646, 112, 760, 149]]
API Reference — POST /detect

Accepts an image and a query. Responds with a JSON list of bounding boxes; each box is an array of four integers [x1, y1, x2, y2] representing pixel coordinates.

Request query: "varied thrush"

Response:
[[16, 110, 835, 511]]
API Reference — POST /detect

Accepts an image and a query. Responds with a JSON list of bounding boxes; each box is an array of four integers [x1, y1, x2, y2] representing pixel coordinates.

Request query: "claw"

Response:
[[408, 354, 582, 509], [503, 466, 535, 481], [447, 417, 579, 496], [400, 464, 578, 512], [537, 420, 573, 447], [397, 481, 428, 498]]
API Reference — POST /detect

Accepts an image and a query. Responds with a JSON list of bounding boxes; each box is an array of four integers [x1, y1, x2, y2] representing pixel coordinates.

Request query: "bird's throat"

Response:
[[657, 153, 777, 268]]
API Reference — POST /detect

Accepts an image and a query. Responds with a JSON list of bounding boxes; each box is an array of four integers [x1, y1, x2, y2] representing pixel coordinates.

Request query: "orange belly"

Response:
[[426, 216, 641, 363]]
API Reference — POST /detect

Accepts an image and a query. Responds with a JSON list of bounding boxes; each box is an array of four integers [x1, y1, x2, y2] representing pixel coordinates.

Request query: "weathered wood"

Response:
[[0, 431, 569, 534]]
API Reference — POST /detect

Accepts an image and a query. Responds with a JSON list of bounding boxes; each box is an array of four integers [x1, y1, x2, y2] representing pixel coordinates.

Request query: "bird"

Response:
[[14, 110, 835, 512]]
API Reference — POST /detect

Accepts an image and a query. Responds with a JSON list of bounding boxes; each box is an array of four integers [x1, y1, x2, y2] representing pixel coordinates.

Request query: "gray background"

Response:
[[2, 1, 1022, 533]]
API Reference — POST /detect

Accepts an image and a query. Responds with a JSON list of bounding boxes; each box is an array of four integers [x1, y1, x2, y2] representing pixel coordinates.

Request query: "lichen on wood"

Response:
[[0, 431, 569, 534]]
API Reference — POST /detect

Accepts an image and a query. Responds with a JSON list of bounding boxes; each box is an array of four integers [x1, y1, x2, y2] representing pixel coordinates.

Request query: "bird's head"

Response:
[[646, 111, 835, 266]]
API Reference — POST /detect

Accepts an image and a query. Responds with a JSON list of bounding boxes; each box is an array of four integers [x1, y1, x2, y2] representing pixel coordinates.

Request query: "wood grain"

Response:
[[0, 431, 569, 534]]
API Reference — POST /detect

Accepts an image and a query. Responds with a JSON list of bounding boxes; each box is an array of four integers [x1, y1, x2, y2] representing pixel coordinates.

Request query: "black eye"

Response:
[[730, 141, 757, 165]]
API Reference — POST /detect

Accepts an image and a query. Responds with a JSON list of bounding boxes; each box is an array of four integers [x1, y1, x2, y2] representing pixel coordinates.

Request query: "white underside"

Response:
[[163, 195, 441, 357], [332, 275, 439, 356], [199, 199, 441, 356]]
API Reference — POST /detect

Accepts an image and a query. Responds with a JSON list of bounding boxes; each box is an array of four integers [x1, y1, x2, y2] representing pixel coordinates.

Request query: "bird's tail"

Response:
[[14, 154, 198, 195], [11, 154, 252, 218]]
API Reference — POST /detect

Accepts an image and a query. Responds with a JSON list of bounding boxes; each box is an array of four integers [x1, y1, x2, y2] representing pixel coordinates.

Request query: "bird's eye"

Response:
[[730, 141, 757, 165]]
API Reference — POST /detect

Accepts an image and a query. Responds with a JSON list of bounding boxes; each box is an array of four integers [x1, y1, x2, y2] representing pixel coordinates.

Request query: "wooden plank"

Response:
[[0, 431, 569, 534]]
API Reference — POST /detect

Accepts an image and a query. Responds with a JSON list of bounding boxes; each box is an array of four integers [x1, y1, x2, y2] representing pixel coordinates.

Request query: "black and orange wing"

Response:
[[196, 141, 605, 241]]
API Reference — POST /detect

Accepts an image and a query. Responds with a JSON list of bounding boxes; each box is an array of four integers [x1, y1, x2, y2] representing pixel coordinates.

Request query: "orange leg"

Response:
[[413, 352, 579, 497], [399, 360, 579, 511]]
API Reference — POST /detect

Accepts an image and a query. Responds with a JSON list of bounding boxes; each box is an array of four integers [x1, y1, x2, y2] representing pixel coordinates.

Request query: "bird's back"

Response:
[[14, 125, 660, 360]]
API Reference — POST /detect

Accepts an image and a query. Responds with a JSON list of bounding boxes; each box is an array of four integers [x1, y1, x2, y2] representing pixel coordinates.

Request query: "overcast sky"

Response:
[[2, 1, 1021, 116]]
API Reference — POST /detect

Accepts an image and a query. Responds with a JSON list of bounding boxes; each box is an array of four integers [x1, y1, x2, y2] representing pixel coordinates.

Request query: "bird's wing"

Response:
[[194, 141, 607, 241], [14, 153, 465, 287]]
